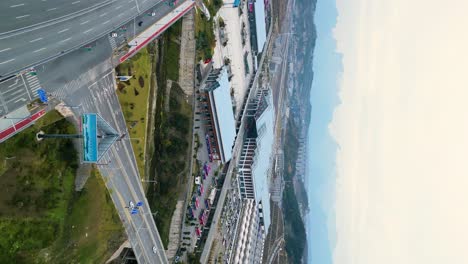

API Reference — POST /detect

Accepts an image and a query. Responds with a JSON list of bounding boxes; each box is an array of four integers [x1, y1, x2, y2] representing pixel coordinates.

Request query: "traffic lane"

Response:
[[36, 38, 112, 93], [136, 0, 168, 16], [100, 160, 156, 264], [0, 77, 25, 97], [48, 57, 166, 263], [0, 0, 138, 75], [75, 91, 165, 263], [117, 0, 178, 42], [0, 0, 113, 34], [0, 0, 172, 59], [94, 82, 167, 263], [0, 0, 175, 76]]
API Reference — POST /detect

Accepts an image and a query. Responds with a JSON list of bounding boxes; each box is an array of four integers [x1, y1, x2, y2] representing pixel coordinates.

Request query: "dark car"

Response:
[[138, 21, 143, 26]]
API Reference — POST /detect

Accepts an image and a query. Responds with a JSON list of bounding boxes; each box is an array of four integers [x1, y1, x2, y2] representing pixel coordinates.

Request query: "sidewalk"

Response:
[[0, 105, 46, 143], [120, 0, 196, 63]]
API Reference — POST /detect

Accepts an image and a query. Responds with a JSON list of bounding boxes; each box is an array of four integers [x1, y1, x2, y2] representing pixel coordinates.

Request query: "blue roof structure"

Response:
[[254, 0, 267, 53], [210, 68, 236, 163], [252, 92, 274, 231]]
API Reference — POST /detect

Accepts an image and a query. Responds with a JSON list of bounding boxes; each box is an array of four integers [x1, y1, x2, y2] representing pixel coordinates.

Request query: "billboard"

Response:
[[82, 114, 98, 163]]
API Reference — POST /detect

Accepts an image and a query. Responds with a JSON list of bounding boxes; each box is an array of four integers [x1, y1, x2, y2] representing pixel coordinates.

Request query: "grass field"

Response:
[[163, 21, 182, 81], [116, 46, 154, 180], [47, 169, 125, 264], [0, 111, 124, 263]]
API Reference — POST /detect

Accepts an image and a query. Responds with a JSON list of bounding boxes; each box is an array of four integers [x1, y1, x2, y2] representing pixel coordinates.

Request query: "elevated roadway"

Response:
[[0, 1, 195, 263], [58, 71, 168, 263], [0, 0, 179, 77]]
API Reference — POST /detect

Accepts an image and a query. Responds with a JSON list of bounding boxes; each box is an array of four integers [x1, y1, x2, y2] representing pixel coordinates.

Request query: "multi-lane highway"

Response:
[[53, 71, 168, 263], [0, 0, 188, 116], [0, 0, 176, 77], [0, 0, 195, 263]]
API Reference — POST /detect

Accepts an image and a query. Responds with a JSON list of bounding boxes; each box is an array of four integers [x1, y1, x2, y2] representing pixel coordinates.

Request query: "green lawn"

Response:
[[116, 46, 154, 180], [0, 111, 124, 263], [47, 169, 125, 264], [163, 20, 182, 80]]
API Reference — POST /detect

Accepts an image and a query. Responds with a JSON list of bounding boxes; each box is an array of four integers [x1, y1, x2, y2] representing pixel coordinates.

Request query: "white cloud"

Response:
[[330, 0, 468, 263]]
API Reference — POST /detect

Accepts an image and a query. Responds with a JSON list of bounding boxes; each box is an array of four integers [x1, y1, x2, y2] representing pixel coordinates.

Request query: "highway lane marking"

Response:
[[57, 28, 69, 34], [7, 88, 24, 97], [83, 28, 94, 34], [10, 4, 25, 8], [80, 20, 89, 25], [15, 15, 30, 19], [60, 37, 72, 43], [33, 47, 46, 53], [0, 48, 11, 53], [103, 20, 110, 24], [0, 59, 15, 65], [72, 1, 81, 4], [99, 12, 108, 17], [4, 85, 22, 94], [29, 37, 43, 43], [98, 88, 166, 263], [131, 6, 136, 10], [5, 92, 26, 103], [8, 80, 18, 88], [115, 5, 122, 10], [15, 98, 27, 103], [47, 8, 57, 11]]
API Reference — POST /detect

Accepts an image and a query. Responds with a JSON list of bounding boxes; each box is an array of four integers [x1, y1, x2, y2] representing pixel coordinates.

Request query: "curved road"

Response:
[[0, 0, 171, 77]]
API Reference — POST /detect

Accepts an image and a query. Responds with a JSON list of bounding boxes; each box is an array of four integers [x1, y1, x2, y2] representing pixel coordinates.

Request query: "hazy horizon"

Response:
[[308, 0, 468, 263]]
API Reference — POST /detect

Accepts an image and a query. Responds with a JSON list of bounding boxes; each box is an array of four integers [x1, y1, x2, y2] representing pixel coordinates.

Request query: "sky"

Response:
[[308, 0, 468, 263], [306, 0, 340, 263], [330, 0, 468, 264]]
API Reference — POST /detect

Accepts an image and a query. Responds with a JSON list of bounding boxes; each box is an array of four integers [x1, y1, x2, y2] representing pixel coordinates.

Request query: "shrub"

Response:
[[138, 76, 145, 88]]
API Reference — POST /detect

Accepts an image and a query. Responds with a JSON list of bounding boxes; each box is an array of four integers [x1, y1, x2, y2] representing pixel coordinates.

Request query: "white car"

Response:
[[111, 32, 118, 38], [152, 246, 157, 254], [129, 201, 135, 209]]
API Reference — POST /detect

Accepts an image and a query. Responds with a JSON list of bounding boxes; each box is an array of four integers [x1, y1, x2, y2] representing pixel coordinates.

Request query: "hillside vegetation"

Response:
[[0, 111, 124, 263]]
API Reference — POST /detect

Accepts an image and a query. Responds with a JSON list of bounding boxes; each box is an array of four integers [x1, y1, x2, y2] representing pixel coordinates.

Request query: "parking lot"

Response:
[[177, 87, 225, 261]]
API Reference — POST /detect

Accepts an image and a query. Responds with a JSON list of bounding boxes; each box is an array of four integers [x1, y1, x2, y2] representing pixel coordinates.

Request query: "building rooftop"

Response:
[[255, 0, 267, 53], [210, 68, 237, 163], [252, 92, 274, 231]]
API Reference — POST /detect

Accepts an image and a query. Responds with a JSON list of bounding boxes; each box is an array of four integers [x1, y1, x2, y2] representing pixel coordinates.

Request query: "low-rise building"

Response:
[[199, 67, 237, 164], [232, 88, 275, 263]]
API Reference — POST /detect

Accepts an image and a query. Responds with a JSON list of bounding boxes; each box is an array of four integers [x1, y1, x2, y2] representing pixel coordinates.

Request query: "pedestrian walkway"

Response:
[[120, 0, 195, 63], [25, 72, 42, 98], [178, 9, 196, 96], [108, 34, 118, 51], [0, 106, 46, 143]]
